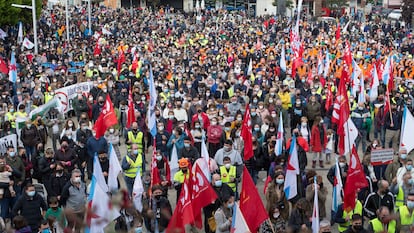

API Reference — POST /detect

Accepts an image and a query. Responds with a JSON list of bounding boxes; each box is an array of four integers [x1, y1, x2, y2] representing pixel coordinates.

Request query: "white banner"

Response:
[[371, 149, 394, 166], [0, 134, 17, 155], [54, 82, 93, 113]]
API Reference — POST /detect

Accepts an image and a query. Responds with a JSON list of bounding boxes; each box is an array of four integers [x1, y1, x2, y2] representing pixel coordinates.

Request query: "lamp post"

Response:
[[11, 0, 38, 54], [65, 0, 70, 42]]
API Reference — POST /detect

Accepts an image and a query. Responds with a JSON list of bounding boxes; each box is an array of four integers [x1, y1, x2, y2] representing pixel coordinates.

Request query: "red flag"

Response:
[[343, 41, 353, 83], [0, 57, 8, 74], [166, 175, 195, 233], [240, 166, 269, 232], [184, 123, 195, 146], [150, 139, 161, 187], [335, 22, 341, 41], [93, 95, 118, 138], [93, 39, 101, 56], [240, 105, 253, 160], [117, 49, 126, 74], [126, 87, 135, 128], [343, 146, 368, 211], [332, 70, 349, 125], [325, 83, 333, 112], [191, 164, 218, 228]]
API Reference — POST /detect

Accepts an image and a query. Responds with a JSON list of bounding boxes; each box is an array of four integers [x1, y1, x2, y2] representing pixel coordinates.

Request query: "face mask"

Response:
[[184, 143, 190, 148], [409, 179, 414, 185], [195, 124, 201, 129], [27, 124, 32, 128], [92, 132, 97, 137], [41, 229, 51, 233], [225, 127, 231, 131], [169, 115, 174, 119], [10, 109, 14, 113], [134, 227, 143, 233], [271, 113, 277, 118], [407, 200, 414, 209], [73, 177, 81, 183], [27, 191, 35, 197], [215, 180, 222, 187], [254, 127, 260, 132], [339, 162, 346, 167], [156, 155, 162, 161], [276, 179, 284, 184], [109, 128, 115, 133], [406, 165, 413, 171], [251, 112, 257, 117], [401, 154, 407, 160], [68, 123, 73, 127], [273, 213, 280, 219], [237, 117, 242, 121], [227, 203, 234, 209], [269, 99, 274, 103], [219, 112, 224, 116], [133, 150, 139, 155], [224, 163, 231, 169], [301, 122, 307, 127], [83, 126, 89, 131]]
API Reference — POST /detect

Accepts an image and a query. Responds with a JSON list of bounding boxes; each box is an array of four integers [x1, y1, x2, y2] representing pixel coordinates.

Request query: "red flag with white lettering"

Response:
[[0, 57, 8, 74], [93, 95, 118, 138], [192, 164, 218, 228]]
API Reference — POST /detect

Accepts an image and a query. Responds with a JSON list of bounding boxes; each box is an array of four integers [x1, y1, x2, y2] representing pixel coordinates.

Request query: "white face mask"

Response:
[[224, 163, 231, 169], [273, 212, 280, 219]]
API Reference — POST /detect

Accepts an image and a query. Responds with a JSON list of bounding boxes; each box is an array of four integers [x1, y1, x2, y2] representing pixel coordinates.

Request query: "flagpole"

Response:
[[267, 219, 276, 233], [387, 85, 394, 125]]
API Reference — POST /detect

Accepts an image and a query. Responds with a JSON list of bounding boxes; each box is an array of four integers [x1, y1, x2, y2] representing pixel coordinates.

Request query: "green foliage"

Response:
[[324, 0, 349, 10], [402, 0, 413, 23], [0, 0, 42, 26]]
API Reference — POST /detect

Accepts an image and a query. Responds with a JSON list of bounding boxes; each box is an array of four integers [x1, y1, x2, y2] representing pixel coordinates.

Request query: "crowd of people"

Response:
[[0, 1, 412, 233]]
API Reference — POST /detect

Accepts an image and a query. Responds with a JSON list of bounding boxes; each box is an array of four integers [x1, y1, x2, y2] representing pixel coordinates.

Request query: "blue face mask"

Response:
[[251, 112, 257, 117], [41, 229, 51, 233], [27, 191, 35, 197], [184, 143, 190, 148], [135, 227, 143, 233], [407, 165, 413, 171], [215, 180, 222, 187], [132, 150, 139, 155]]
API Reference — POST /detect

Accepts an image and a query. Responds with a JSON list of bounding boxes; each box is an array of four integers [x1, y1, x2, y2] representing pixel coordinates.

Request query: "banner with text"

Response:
[[370, 149, 394, 166], [0, 134, 17, 155], [54, 81, 93, 113]]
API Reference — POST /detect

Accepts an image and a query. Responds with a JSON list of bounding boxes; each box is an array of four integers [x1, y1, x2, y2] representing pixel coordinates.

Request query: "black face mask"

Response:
[[353, 225, 363, 231]]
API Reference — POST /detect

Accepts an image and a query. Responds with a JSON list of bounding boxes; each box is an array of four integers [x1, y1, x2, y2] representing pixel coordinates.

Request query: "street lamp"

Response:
[[11, 0, 38, 55]]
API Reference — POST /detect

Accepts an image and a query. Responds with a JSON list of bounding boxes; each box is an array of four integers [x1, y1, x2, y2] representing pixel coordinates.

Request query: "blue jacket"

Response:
[[86, 136, 108, 158]]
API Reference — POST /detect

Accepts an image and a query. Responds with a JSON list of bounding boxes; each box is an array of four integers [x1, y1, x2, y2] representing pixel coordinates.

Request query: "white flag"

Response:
[[108, 143, 122, 192], [280, 45, 287, 72], [93, 155, 109, 193], [369, 65, 379, 102], [400, 106, 414, 153], [102, 27, 112, 35], [0, 28, 7, 40], [132, 170, 144, 212], [17, 22, 23, 44], [169, 145, 179, 183], [343, 118, 358, 155], [311, 177, 320, 233], [22, 38, 34, 50], [247, 58, 253, 76]]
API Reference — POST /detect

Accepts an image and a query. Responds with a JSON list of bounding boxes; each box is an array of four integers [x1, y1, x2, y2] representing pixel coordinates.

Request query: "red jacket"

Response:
[[310, 125, 327, 152], [207, 125, 223, 144], [191, 113, 210, 130]]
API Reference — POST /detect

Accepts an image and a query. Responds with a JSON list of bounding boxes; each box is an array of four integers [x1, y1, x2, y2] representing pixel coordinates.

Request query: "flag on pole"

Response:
[[169, 145, 179, 183], [335, 22, 341, 41], [343, 146, 368, 211], [317, 51, 324, 75], [280, 45, 287, 72], [358, 74, 365, 104], [8, 51, 17, 83], [29, 97, 64, 120], [400, 106, 414, 153], [0, 57, 8, 74], [0, 28, 7, 40], [108, 143, 122, 192], [311, 176, 320, 233], [102, 27, 112, 35], [132, 169, 144, 212], [200, 139, 211, 181], [86, 176, 119, 233], [275, 111, 284, 156], [191, 164, 218, 228], [231, 202, 250, 233], [323, 50, 330, 78], [369, 65, 379, 102], [17, 22, 23, 44], [148, 65, 157, 137], [332, 158, 343, 213], [93, 95, 118, 138], [325, 83, 333, 112], [240, 166, 268, 232], [22, 38, 34, 50], [284, 135, 300, 200], [93, 154, 109, 193], [247, 58, 253, 76], [240, 105, 253, 160], [342, 21, 351, 34], [126, 86, 135, 128]]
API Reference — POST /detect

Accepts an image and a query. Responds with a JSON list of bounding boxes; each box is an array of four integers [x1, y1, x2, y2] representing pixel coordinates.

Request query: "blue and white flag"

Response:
[[332, 158, 343, 213], [275, 111, 284, 156], [284, 135, 299, 200], [8, 51, 17, 83], [280, 45, 287, 72], [148, 65, 157, 137]]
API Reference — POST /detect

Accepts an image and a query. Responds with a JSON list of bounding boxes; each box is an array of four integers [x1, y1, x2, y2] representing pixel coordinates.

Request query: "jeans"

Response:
[[24, 145, 36, 162], [124, 176, 135, 197], [374, 126, 385, 147], [0, 194, 18, 219], [247, 167, 258, 185], [355, 129, 367, 153]]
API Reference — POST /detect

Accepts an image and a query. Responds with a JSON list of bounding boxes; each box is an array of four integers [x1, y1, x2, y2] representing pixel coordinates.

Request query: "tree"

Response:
[[402, 0, 413, 23], [0, 0, 42, 26], [324, 0, 349, 11]]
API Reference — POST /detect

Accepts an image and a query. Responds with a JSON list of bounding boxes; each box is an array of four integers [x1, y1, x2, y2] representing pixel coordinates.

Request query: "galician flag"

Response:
[[311, 176, 320, 233], [231, 202, 250, 233], [8, 51, 17, 83], [369, 65, 379, 102], [147, 65, 157, 137], [400, 106, 414, 153], [332, 158, 343, 213], [275, 111, 283, 156], [280, 44, 287, 72], [108, 143, 122, 192], [22, 37, 34, 50], [284, 135, 300, 200]]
